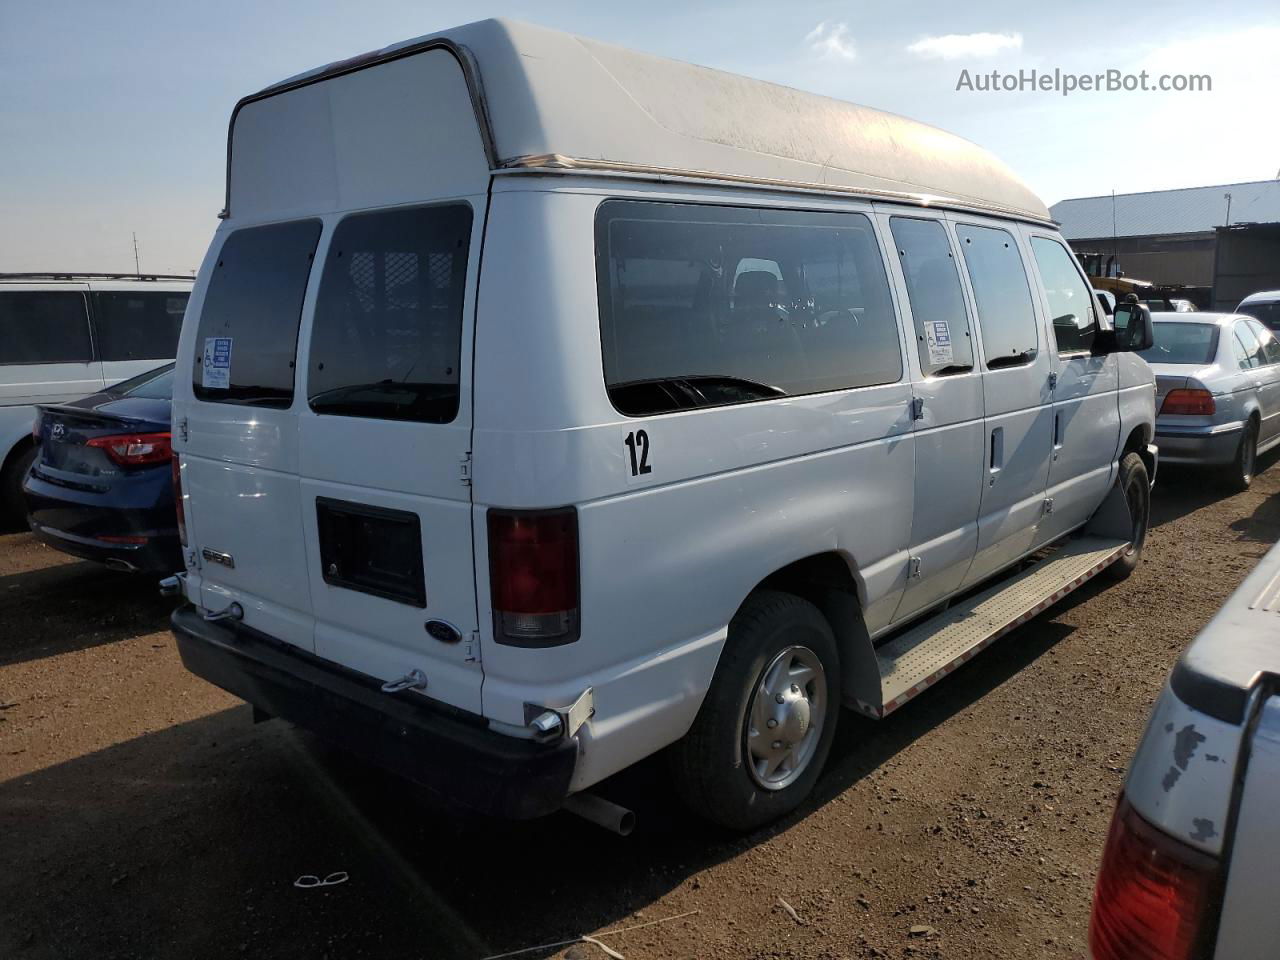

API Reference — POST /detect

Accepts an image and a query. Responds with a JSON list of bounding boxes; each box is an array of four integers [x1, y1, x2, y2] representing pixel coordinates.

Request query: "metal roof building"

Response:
[[1049, 180, 1280, 308], [1051, 180, 1280, 240]]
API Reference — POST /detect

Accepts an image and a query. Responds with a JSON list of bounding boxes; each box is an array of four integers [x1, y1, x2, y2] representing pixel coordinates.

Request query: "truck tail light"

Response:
[[86, 431, 173, 467], [1089, 796, 1220, 960], [1160, 389, 1215, 416], [487, 508, 579, 646], [172, 455, 187, 547]]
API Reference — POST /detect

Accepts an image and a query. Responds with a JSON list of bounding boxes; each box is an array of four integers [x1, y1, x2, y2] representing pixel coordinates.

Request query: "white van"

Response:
[[168, 19, 1157, 831], [0, 274, 191, 519]]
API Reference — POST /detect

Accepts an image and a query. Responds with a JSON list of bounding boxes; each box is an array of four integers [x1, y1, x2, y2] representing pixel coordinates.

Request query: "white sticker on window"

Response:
[[925, 320, 954, 367], [202, 337, 232, 389]]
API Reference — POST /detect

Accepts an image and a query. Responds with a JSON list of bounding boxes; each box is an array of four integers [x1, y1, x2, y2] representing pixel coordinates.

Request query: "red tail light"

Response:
[[1160, 389, 1215, 416], [487, 508, 579, 646], [86, 431, 172, 467], [172, 455, 187, 547], [1089, 796, 1219, 960]]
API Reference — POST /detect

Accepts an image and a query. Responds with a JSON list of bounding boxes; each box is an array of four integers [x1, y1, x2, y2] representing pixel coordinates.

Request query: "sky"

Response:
[[2, 0, 1278, 275]]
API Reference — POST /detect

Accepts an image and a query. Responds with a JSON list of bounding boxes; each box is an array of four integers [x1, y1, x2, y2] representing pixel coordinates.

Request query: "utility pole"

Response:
[[1223, 192, 1233, 228], [132, 232, 141, 275]]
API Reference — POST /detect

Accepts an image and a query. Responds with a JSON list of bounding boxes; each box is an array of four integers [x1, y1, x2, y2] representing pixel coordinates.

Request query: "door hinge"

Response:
[[1047, 372, 1059, 390], [178, 417, 189, 442], [458, 452, 472, 486], [1043, 497, 1055, 515], [908, 555, 922, 579], [910, 396, 925, 421], [465, 630, 481, 664]]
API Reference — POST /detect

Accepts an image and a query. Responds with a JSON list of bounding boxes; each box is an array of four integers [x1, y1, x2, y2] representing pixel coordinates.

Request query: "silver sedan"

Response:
[[1138, 312, 1280, 489]]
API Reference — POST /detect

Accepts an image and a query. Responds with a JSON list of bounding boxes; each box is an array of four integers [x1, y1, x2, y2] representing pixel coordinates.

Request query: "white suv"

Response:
[[167, 19, 1157, 832], [0, 274, 191, 520]]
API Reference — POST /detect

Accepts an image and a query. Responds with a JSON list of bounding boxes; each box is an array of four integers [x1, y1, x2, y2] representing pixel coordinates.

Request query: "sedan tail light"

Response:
[[86, 431, 173, 467], [487, 508, 579, 646], [1089, 796, 1220, 960], [1160, 389, 1215, 416]]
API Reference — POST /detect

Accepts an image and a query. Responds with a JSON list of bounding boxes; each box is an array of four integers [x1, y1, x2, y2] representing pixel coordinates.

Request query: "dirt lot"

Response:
[[3, 462, 1279, 960]]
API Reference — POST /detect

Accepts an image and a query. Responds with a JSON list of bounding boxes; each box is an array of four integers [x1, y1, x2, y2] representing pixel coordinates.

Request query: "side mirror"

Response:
[[1102, 302, 1154, 353]]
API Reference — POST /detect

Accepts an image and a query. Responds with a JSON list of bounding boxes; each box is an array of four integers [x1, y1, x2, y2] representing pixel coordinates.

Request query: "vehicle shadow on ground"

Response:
[[0, 605, 1084, 960], [0, 558, 176, 666], [1152, 448, 1280, 531]]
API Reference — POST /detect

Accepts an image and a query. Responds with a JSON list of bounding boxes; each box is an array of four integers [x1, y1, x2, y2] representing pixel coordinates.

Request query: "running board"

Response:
[[852, 536, 1129, 719]]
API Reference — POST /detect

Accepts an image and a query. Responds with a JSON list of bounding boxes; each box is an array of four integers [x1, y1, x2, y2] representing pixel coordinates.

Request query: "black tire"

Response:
[[1220, 418, 1258, 492], [1103, 451, 1150, 582], [1, 444, 37, 527], [669, 589, 841, 831]]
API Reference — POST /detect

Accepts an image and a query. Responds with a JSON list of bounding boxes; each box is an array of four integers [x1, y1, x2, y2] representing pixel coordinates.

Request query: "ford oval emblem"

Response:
[[425, 620, 461, 644]]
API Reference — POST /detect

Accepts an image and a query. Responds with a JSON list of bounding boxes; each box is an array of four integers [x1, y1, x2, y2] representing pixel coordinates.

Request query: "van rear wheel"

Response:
[[1, 444, 36, 527], [670, 590, 840, 831]]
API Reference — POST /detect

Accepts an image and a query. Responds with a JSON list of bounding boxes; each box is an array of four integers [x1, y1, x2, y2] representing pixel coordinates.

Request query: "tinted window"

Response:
[[889, 217, 973, 375], [1030, 236, 1098, 355], [1238, 300, 1280, 330], [0, 291, 91, 365], [597, 201, 901, 416], [107, 362, 175, 398], [308, 204, 472, 423], [92, 291, 188, 361], [191, 220, 321, 406], [1234, 322, 1265, 369], [1248, 320, 1280, 365], [955, 224, 1038, 367], [1137, 323, 1218, 365]]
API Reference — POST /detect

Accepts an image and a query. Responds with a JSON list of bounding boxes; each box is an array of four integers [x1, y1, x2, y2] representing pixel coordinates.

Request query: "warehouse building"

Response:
[[1050, 179, 1280, 310]]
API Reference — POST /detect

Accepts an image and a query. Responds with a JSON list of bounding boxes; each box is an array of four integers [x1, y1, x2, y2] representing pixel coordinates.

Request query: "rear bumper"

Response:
[[27, 521, 181, 573], [171, 605, 577, 819], [1155, 421, 1242, 466]]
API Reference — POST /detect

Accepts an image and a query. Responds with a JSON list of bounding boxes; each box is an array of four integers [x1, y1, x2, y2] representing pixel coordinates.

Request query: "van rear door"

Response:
[[172, 46, 491, 713]]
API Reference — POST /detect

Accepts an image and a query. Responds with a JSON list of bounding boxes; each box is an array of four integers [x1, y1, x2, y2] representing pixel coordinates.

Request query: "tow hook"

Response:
[[201, 602, 244, 623], [381, 669, 429, 694]]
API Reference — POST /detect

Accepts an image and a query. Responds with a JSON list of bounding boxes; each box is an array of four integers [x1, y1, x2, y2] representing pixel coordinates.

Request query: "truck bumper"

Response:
[[171, 605, 577, 819]]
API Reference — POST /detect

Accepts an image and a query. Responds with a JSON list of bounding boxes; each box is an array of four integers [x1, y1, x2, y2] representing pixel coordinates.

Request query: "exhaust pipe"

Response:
[[104, 557, 138, 573], [562, 792, 635, 836]]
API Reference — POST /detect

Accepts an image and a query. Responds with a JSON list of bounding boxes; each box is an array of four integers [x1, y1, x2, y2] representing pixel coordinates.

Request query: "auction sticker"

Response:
[[203, 337, 232, 389], [925, 320, 953, 366]]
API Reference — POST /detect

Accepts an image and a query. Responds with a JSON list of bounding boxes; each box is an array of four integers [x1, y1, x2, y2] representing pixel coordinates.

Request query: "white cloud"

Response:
[[806, 21, 857, 62], [907, 32, 1023, 60]]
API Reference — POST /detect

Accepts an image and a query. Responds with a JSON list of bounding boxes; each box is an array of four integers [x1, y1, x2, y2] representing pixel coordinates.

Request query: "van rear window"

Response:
[[191, 219, 321, 407], [596, 201, 902, 416], [307, 203, 472, 423]]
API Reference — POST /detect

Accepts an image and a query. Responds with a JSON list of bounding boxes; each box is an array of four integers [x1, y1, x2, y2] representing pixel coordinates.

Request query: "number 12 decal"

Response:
[[624, 430, 653, 477]]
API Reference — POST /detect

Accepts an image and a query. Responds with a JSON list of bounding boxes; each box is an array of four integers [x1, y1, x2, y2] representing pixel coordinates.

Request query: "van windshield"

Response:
[[1137, 322, 1218, 365]]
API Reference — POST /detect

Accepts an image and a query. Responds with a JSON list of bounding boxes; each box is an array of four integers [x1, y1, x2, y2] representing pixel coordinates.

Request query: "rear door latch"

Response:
[[381, 669, 428, 694]]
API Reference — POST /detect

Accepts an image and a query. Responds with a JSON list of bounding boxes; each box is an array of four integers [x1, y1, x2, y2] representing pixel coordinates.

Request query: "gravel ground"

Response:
[[3, 460, 1279, 960]]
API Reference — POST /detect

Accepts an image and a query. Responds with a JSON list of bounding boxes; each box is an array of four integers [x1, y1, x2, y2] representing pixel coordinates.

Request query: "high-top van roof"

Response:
[[226, 18, 1050, 223]]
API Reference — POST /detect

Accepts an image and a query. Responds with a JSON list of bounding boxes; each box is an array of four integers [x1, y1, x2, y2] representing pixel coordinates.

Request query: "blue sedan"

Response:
[[1138, 313, 1280, 490], [23, 363, 180, 573]]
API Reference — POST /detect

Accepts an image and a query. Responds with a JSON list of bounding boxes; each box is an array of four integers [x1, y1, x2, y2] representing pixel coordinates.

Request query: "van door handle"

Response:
[[989, 427, 1004, 483], [1053, 411, 1063, 450]]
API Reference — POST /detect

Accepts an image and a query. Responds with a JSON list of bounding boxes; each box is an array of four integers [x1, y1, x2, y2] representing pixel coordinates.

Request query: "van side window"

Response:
[[308, 204, 472, 424], [0, 291, 92, 365], [192, 220, 321, 406], [596, 201, 902, 416], [887, 217, 973, 376], [1030, 236, 1097, 355], [955, 224, 1038, 368], [92, 291, 189, 361]]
